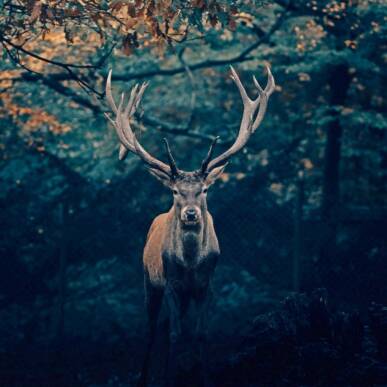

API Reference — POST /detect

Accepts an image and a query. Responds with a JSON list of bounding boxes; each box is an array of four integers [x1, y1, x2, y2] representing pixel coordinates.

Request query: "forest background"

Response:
[[0, 1, 386, 386]]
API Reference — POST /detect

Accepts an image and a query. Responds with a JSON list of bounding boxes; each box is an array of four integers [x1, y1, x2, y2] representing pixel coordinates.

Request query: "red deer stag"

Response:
[[105, 66, 275, 387]]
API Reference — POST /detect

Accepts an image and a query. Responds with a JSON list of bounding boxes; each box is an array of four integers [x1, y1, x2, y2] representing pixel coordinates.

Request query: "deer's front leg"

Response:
[[164, 283, 182, 387], [194, 284, 214, 387], [194, 255, 218, 387], [163, 255, 184, 387], [195, 285, 212, 342], [163, 256, 183, 342], [195, 254, 217, 341], [165, 282, 182, 343]]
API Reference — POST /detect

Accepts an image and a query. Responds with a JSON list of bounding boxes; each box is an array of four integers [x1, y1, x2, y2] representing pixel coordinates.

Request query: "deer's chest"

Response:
[[163, 253, 218, 292]]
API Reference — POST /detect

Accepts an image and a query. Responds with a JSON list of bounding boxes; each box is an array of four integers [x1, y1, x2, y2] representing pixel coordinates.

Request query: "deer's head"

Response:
[[105, 67, 275, 228]]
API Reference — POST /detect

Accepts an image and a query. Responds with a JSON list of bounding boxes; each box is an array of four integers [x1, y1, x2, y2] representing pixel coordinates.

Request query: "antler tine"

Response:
[[134, 82, 149, 112], [115, 92, 136, 152], [252, 75, 264, 94], [124, 83, 139, 117], [118, 144, 129, 161], [163, 138, 179, 178], [105, 69, 172, 175], [230, 66, 250, 104], [265, 65, 276, 96], [200, 136, 220, 175], [250, 65, 275, 132], [204, 66, 275, 172], [106, 69, 118, 114], [251, 90, 268, 133], [117, 82, 148, 161], [253, 65, 275, 96]]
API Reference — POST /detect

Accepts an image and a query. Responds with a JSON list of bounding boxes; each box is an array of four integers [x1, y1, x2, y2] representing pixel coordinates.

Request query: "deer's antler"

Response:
[[201, 65, 275, 174], [105, 70, 179, 177]]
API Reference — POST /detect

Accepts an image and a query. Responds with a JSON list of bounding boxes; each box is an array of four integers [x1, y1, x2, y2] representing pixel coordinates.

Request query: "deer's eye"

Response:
[[173, 189, 178, 195], [203, 188, 208, 194]]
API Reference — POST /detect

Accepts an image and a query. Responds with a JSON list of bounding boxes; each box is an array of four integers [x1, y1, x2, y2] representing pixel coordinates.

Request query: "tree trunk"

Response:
[[293, 170, 304, 292], [56, 201, 67, 343], [319, 64, 352, 276]]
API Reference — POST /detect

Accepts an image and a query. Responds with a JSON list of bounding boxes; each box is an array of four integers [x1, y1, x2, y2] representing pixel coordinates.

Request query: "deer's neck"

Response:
[[168, 207, 210, 265]]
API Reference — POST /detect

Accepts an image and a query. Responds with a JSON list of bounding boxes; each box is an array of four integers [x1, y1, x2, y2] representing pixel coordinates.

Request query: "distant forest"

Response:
[[0, 1, 386, 386]]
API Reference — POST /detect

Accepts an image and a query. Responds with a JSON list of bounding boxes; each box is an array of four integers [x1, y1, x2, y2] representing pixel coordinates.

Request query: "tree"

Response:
[[0, 0, 386, 299]]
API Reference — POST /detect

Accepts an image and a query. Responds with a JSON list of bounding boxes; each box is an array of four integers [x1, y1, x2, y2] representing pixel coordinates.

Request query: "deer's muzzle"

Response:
[[181, 206, 201, 225]]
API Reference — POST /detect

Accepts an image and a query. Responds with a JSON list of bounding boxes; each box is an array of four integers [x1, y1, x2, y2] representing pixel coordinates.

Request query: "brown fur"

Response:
[[143, 207, 218, 288], [143, 212, 169, 287]]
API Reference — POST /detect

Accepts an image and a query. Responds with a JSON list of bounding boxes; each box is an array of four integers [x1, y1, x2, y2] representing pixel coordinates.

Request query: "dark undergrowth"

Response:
[[1, 289, 386, 387]]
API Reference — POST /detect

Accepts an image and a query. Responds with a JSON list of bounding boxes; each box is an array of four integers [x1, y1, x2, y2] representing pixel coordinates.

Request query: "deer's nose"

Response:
[[185, 208, 198, 221]]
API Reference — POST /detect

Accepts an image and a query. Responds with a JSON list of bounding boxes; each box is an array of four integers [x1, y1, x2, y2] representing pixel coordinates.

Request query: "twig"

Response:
[[2, 8, 289, 144], [111, 9, 288, 82], [140, 114, 219, 142], [0, 36, 104, 97], [177, 47, 197, 130], [0, 35, 97, 69]]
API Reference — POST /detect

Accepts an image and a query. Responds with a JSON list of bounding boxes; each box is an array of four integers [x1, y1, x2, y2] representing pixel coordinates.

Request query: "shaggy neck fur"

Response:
[[168, 204, 209, 266]]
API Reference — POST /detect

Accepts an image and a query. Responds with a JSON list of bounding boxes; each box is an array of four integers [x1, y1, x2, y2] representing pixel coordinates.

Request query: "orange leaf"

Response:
[[110, 0, 125, 12], [127, 4, 136, 17], [29, 1, 42, 24]]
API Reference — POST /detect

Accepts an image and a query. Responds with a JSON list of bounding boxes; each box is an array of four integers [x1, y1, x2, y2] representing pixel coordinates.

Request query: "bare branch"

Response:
[[3, 6, 288, 104], [0, 35, 97, 69], [178, 47, 197, 129], [110, 9, 288, 82], [0, 35, 106, 97]]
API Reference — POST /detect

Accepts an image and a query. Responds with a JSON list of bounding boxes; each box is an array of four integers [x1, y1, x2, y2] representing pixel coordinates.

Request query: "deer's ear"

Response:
[[205, 164, 227, 186], [148, 168, 172, 188]]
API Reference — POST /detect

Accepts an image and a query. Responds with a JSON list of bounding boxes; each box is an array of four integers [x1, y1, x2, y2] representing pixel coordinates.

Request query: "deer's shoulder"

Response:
[[205, 211, 220, 255], [146, 211, 173, 242], [143, 212, 172, 287]]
